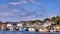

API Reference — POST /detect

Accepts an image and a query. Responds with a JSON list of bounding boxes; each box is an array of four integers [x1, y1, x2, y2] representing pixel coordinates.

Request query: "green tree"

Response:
[[44, 18, 51, 22], [51, 16, 60, 25]]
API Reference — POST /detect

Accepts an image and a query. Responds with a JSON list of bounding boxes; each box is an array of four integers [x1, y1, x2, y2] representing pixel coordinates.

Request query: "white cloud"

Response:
[[8, 0, 41, 6], [0, 12, 15, 16], [9, 2, 20, 6], [0, 0, 45, 21], [8, 1, 28, 6], [0, 3, 44, 18]]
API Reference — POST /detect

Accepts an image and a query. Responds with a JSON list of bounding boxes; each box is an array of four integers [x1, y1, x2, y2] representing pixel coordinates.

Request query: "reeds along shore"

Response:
[[0, 16, 60, 32]]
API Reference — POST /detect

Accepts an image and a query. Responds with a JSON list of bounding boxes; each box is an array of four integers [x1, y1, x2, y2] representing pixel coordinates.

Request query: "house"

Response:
[[17, 22, 27, 31], [17, 23, 23, 31], [1, 22, 7, 31], [0, 22, 2, 30], [7, 23, 12, 28], [39, 28, 48, 32], [28, 27, 36, 32], [43, 19, 55, 27], [55, 25, 60, 32], [17, 23, 23, 27], [7, 23, 13, 31]]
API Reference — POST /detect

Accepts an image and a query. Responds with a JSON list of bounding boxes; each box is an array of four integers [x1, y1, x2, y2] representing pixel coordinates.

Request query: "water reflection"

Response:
[[0, 31, 60, 34]]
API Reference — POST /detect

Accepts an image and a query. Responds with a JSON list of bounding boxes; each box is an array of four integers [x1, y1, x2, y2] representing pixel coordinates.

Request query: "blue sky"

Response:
[[0, 0, 60, 22]]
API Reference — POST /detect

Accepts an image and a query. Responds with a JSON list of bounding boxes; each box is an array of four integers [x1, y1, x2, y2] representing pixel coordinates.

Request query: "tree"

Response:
[[51, 16, 56, 22], [44, 18, 51, 22], [56, 16, 60, 24], [51, 16, 60, 25]]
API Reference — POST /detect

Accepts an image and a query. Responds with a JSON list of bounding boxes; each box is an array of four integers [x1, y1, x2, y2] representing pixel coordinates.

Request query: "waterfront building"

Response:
[[17, 22, 24, 31], [1, 22, 7, 31], [17, 23, 23, 27], [7, 23, 13, 31], [0, 22, 2, 30], [38, 28, 47, 32], [28, 27, 35, 32], [43, 19, 55, 31], [13, 23, 18, 31], [55, 25, 60, 32]]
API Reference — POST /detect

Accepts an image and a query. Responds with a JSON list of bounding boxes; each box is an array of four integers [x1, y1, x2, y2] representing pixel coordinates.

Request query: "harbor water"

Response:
[[0, 31, 60, 34]]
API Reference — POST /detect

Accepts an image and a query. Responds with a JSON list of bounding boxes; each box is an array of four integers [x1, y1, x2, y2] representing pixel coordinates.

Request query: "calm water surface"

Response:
[[0, 31, 60, 34]]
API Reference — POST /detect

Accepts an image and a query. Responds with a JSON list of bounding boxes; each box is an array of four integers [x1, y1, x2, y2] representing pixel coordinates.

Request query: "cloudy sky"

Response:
[[0, 0, 60, 22]]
